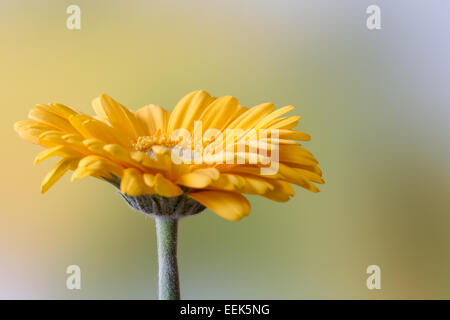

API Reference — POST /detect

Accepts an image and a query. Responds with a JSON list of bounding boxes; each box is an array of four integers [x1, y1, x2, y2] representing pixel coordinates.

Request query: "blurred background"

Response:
[[0, 0, 449, 299]]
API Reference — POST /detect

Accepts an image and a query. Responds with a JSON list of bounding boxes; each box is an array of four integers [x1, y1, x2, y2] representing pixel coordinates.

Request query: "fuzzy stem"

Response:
[[155, 217, 180, 300]]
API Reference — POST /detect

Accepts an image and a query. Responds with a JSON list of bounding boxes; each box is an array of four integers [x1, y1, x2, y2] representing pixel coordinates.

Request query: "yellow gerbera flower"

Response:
[[15, 90, 323, 299], [14, 90, 323, 221]]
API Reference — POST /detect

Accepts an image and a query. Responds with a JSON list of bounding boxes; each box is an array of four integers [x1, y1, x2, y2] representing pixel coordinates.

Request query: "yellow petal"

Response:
[[226, 102, 275, 130], [167, 90, 215, 133], [120, 168, 149, 196], [14, 121, 55, 146], [294, 164, 322, 176], [37, 131, 88, 154], [239, 175, 274, 194], [34, 145, 81, 165], [71, 167, 98, 180], [130, 151, 168, 171], [258, 138, 298, 145], [92, 94, 146, 139], [254, 105, 295, 129], [41, 158, 79, 194], [209, 174, 273, 195], [209, 173, 245, 191], [73, 155, 123, 181], [69, 114, 131, 147], [188, 191, 250, 221], [279, 144, 318, 166], [82, 139, 115, 160], [143, 173, 156, 187], [103, 144, 146, 171], [177, 173, 211, 188], [263, 180, 295, 202], [217, 165, 264, 176], [278, 164, 320, 193], [148, 147, 173, 175], [38, 130, 66, 145], [277, 129, 311, 141], [177, 168, 220, 188], [154, 173, 183, 197], [28, 107, 78, 134], [211, 103, 276, 154], [198, 96, 242, 131], [47, 103, 79, 118], [266, 116, 300, 130], [35, 104, 79, 122], [293, 168, 324, 184], [135, 104, 169, 135], [190, 103, 275, 155]]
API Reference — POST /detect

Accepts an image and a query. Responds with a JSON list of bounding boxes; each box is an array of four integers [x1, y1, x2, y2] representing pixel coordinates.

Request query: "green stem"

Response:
[[155, 217, 180, 300]]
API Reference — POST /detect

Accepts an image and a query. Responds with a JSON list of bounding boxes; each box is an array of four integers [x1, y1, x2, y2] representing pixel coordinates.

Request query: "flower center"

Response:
[[134, 134, 182, 152]]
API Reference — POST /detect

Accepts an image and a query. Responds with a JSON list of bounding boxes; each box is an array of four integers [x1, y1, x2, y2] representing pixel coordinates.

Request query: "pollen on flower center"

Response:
[[134, 134, 182, 151]]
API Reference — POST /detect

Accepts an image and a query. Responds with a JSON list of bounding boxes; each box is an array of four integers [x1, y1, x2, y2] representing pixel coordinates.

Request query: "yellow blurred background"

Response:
[[1, 0, 449, 298]]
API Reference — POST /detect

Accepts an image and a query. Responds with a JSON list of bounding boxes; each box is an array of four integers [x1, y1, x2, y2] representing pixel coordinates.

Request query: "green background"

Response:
[[1, 0, 449, 298]]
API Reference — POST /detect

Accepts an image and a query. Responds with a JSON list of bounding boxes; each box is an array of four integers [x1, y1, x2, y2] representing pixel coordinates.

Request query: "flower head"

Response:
[[14, 90, 323, 221]]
